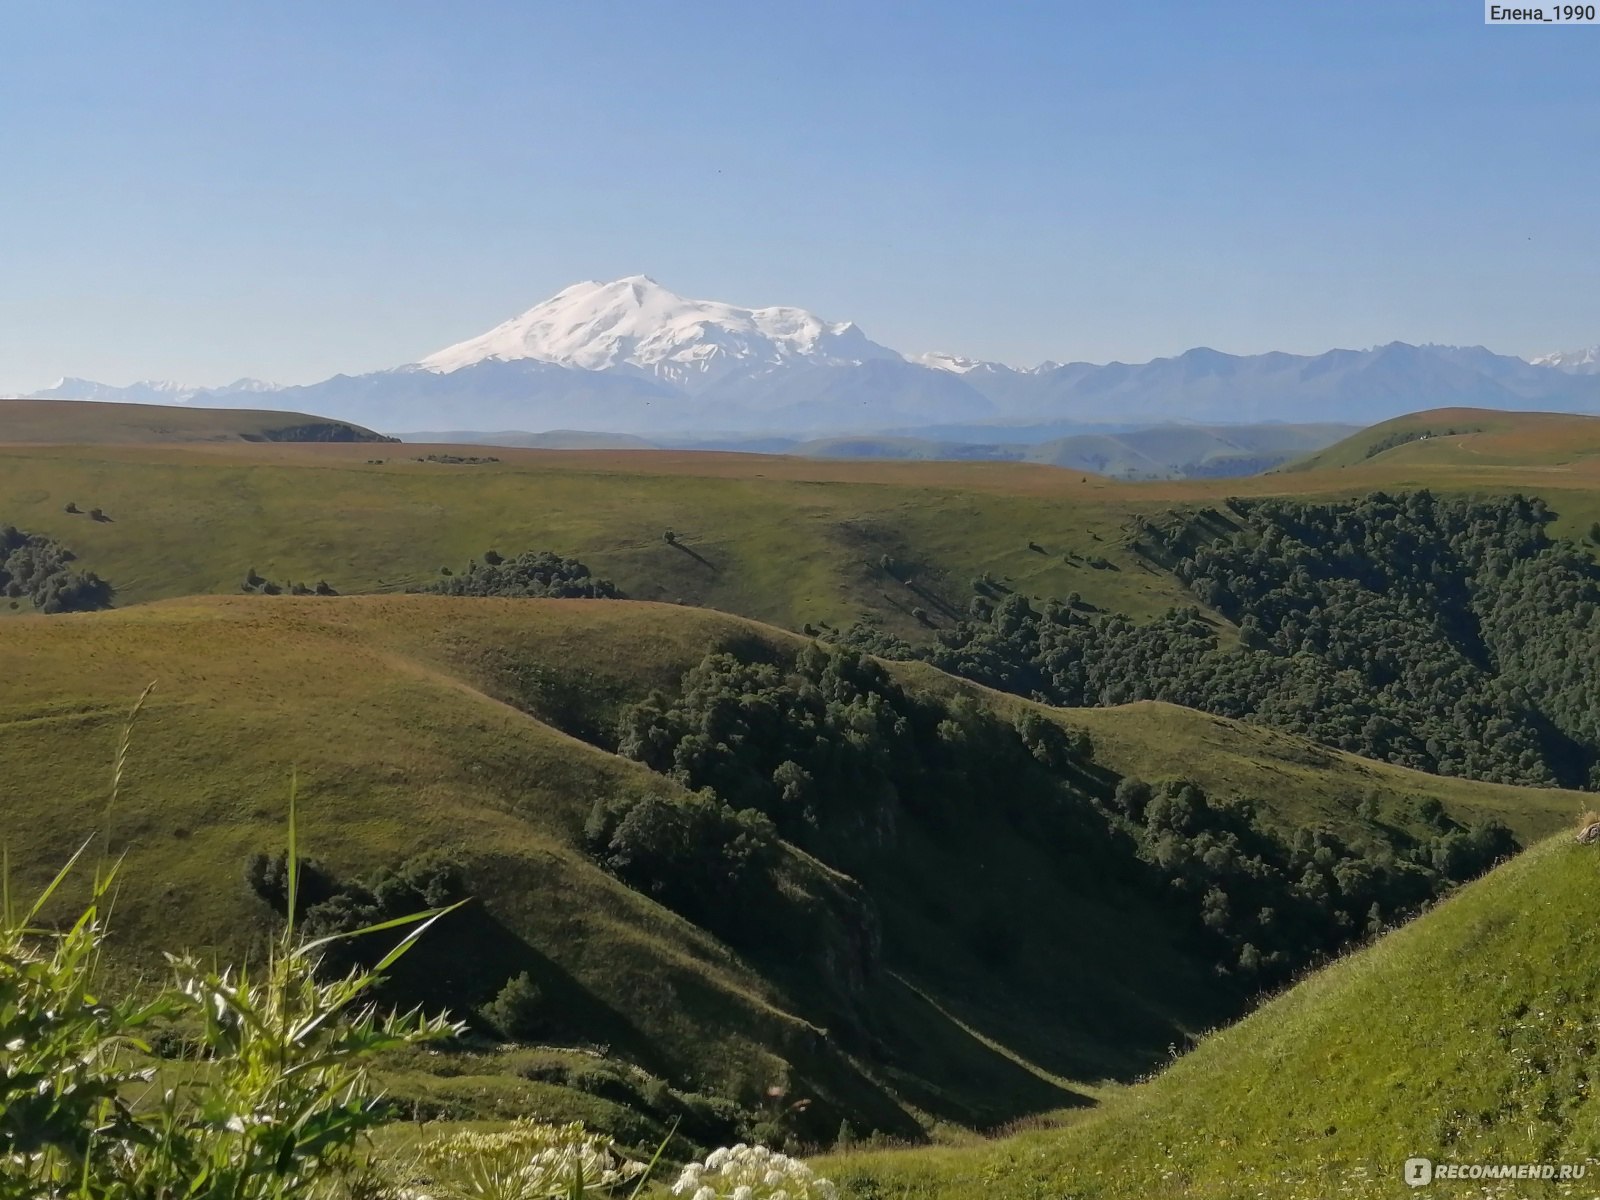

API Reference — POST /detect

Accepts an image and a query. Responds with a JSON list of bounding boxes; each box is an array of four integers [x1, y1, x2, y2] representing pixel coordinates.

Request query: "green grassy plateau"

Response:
[[1285, 406, 1600, 473], [11, 409, 1600, 639], [0, 397, 391, 444]]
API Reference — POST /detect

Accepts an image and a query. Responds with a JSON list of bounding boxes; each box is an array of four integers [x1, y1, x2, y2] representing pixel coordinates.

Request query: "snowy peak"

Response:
[[912, 351, 1061, 376], [40, 377, 200, 402], [30, 377, 282, 404], [1531, 345, 1600, 374], [418, 275, 902, 388], [909, 351, 989, 375]]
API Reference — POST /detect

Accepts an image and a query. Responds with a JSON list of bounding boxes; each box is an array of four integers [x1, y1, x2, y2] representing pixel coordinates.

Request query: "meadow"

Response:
[[10, 406, 1600, 641]]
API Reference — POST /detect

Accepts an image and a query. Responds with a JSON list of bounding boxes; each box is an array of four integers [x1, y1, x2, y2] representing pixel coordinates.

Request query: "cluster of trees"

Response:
[[596, 642, 1512, 999], [613, 646, 925, 859], [1108, 776, 1515, 977], [0, 525, 112, 612], [844, 491, 1600, 788], [245, 849, 468, 979], [1359, 424, 1480, 460], [420, 550, 621, 599], [583, 788, 783, 947], [241, 567, 337, 595]]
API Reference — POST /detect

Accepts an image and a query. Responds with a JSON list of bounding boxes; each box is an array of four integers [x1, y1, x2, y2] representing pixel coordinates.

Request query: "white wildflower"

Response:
[[420, 1118, 644, 1198], [670, 1143, 838, 1200]]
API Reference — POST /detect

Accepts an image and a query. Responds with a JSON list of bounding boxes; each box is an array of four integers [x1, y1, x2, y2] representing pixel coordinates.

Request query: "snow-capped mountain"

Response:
[[25, 277, 1600, 435], [1531, 345, 1600, 375], [33, 377, 281, 405], [908, 352, 987, 375], [419, 275, 901, 390], [910, 352, 1060, 376]]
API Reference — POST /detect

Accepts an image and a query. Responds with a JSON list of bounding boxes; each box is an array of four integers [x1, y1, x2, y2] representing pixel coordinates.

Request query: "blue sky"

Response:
[[2, 0, 1596, 391]]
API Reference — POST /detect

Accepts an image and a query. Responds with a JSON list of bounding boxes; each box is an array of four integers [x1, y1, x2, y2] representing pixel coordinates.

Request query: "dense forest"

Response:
[[841, 492, 1600, 790], [0, 525, 112, 613], [600, 644, 1513, 995]]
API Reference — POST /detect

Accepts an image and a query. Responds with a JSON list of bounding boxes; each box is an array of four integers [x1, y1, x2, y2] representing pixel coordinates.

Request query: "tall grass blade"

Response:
[[291, 899, 468, 963], [365, 901, 467, 976], [100, 680, 155, 889], [285, 768, 300, 943], [627, 1116, 682, 1199], [24, 834, 95, 925]]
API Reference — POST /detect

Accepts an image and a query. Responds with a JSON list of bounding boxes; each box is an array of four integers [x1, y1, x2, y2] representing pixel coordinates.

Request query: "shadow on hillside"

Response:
[[385, 896, 938, 1140], [900, 966, 1229, 1089], [382, 903, 672, 1075], [849, 972, 1092, 1130], [669, 541, 719, 573]]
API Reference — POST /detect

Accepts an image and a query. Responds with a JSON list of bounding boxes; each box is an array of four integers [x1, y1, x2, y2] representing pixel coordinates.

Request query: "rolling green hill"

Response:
[[1281, 406, 1600, 473], [1, 594, 1577, 1153], [0, 397, 394, 445], [827, 830, 1600, 1198]]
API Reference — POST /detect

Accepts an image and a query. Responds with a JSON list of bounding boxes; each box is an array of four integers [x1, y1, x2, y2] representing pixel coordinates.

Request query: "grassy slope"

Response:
[[1284, 407, 1600, 472], [0, 597, 840, 1125], [828, 833, 1600, 1198], [2, 596, 1582, 1144], [0, 397, 389, 444], [9, 411, 1600, 1170]]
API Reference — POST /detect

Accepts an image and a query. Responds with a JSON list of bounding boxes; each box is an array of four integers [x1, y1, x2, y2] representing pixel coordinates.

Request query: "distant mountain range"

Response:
[[39, 377, 281, 406], [401, 421, 1361, 480], [1530, 345, 1600, 374], [27, 276, 1600, 435]]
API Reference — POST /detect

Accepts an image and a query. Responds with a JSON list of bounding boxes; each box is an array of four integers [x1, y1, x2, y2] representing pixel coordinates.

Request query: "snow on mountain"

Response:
[[30, 377, 281, 404], [36, 377, 204, 403], [1530, 345, 1600, 375], [912, 352, 1065, 377], [909, 352, 990, 375], [418, 275, 902, 390]]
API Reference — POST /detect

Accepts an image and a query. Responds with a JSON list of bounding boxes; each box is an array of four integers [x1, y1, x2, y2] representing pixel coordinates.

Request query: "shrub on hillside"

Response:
[[420, 549, 621, 599], [241, 568, 338, 596], [584, 789, 777, 933], [0, 524, 112, 613], [480, 970, 547, 1041]]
